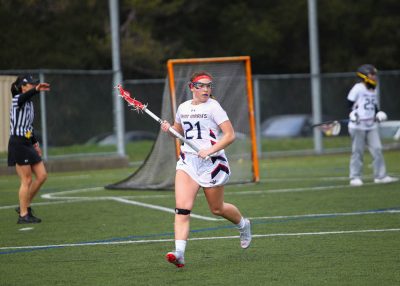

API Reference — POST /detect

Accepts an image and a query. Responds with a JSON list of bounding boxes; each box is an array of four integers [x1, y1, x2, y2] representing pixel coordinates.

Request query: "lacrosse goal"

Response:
[[107, 56, 259, 189]]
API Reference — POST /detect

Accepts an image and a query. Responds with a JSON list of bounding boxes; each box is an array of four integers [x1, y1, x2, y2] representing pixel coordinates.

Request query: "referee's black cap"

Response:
[[19, 74, 40, 85]]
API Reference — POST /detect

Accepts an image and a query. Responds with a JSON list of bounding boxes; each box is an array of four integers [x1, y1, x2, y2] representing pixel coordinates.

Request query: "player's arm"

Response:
[[347, 99, 355, 112], [172, 122, 184, 136], [348, 99, 359, 122], [17, 88, 38, 107], [198, 120, 235, 158], [161, 120, 184, 137], [17, 83, 50, 107], [347, 85, 360, 122]]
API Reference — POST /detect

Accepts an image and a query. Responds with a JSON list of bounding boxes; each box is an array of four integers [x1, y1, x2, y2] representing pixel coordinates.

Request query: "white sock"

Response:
[[236, 217, 246, 229], [175, 240, 187, 255]]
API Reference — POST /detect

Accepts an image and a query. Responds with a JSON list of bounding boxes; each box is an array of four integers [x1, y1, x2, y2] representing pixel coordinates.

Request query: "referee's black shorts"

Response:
[[7, 136, 42, 166]]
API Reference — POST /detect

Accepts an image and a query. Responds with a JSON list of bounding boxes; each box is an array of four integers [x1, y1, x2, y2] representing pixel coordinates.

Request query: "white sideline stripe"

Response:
[[110, 197, 219, 221], [248, 209, 400, 220], [19, 227, 34, 231], [40, 183, 353, 202], [37, 183, 364, 204], [0, 199, 101, 210], [1, 183, 398, 222], [41, 188, 218, 221], [48, 175, 91, 180], [259, 176, 349, 182], [231, 181, 384, 196], [41, 187, 103, 199], [257, 174, 399, 183], [1, 228, 399, 251]]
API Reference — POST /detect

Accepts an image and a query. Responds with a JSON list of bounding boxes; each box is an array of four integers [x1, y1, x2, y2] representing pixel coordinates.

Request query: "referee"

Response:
[[8, 74, 50, 224]]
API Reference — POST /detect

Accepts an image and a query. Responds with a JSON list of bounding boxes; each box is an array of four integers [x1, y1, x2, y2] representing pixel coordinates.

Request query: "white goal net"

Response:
[[107, 56, 259, 190]]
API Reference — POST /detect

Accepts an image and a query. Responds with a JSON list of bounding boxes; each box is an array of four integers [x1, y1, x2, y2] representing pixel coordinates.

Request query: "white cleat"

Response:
[[350, 178, 363, 186], [239, 219, 252, 249], [374, 176, 399, 184], [166, 251, 185, 268]]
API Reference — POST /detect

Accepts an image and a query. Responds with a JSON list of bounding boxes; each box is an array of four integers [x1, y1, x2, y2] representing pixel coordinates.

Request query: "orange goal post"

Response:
[[108, 56, 259, 190], [167, 56, 259, 183]]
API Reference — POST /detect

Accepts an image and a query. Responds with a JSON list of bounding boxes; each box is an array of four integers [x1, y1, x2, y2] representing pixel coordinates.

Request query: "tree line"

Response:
[[1, 0, 399, 78]]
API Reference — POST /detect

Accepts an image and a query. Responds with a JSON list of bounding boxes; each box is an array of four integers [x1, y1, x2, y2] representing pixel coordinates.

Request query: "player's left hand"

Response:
[[197, 149, 211, 159], [161, 120, 171, 132], [376, 111, 387, 122], [35, 83, 51, 92], [33, 142, 42, 156]]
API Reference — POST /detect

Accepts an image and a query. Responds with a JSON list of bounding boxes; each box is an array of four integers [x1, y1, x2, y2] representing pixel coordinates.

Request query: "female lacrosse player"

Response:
[[160, 71, 251, 268], [347, 64, 398, 186], [8, 74, 51, 223]]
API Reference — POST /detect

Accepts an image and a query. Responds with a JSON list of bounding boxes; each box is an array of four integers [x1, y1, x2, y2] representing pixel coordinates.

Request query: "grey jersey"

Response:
[[347, 82, 377, 130]]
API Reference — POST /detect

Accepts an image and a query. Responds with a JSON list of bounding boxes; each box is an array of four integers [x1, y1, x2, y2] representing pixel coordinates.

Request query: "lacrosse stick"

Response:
[[313, 115, 390, 136], [116, 84, 207, 157], [312, 120, 345, 136]]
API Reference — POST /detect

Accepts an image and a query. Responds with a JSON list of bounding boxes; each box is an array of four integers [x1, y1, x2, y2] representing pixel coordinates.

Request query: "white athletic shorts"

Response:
[[176, 152, 231, 188]]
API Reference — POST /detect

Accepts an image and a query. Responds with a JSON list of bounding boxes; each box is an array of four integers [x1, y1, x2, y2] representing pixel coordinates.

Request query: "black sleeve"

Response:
[[17, 88, 39, 107], [347, 99, 355, 112]]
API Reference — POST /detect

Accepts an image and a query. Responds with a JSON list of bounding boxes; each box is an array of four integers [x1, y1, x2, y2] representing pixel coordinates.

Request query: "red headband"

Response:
[[192, 75, 212, 82]]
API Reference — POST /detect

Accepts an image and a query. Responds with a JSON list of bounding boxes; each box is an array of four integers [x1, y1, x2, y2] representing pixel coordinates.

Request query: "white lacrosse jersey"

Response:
[[175, 98, 229, 155], [347, 82, 377, 130]]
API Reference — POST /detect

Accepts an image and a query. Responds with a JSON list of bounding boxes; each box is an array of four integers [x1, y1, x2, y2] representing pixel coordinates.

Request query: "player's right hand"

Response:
[[349, 110, 359, 123], [161, 120, 171, 132], [376, 111, 387, 122]]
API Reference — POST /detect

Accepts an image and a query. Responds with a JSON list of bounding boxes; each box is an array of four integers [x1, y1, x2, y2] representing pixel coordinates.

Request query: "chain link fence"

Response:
[[254, 71, 400, 155], [255, 71, 400, 124], [1, 69, 399, 161]]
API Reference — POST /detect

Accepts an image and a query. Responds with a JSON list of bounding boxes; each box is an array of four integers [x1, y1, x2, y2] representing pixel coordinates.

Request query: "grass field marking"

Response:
[[259, 176, 349, 182], [248, 208, 400, 220], [40, 182, 353, 203], [48, 174, 91, 180], [258, 173, 399, 184], [19, 227, 34, 231], [0, 199, 102, 211], [1, 186, 216, 221], [0, 174, 91, 183], [2, 181, 398, 223], [110, 197, 219, 221], [41, 187, 104, 199], [2, 183, 396, 222], [0, 238, 175, 251], [42, 187, 218, 221], [249, 228, 400, 238], [3, 200, 398, 223], [2, 228, 400, 253], [227, 184, 348, 196], [232, 182, 384, 196]]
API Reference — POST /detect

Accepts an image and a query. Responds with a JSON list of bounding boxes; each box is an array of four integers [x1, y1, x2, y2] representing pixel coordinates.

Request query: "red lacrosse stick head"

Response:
[[116, 84, 145, 110]]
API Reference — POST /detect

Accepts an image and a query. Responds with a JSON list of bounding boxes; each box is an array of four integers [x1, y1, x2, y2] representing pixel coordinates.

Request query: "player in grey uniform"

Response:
[[347, 64, 398, 186]]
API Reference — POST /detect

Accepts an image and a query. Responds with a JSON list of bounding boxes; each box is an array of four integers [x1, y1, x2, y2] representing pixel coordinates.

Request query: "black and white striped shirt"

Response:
[[9, 88, 38, 138]]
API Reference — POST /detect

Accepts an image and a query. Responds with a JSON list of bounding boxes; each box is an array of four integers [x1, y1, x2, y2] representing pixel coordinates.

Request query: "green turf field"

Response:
[[1, 150, 400, 285]]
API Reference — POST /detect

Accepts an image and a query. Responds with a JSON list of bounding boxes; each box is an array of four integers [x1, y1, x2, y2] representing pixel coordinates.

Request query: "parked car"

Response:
[[261, 114, 313, 138], [86, 130, 157, 146]]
